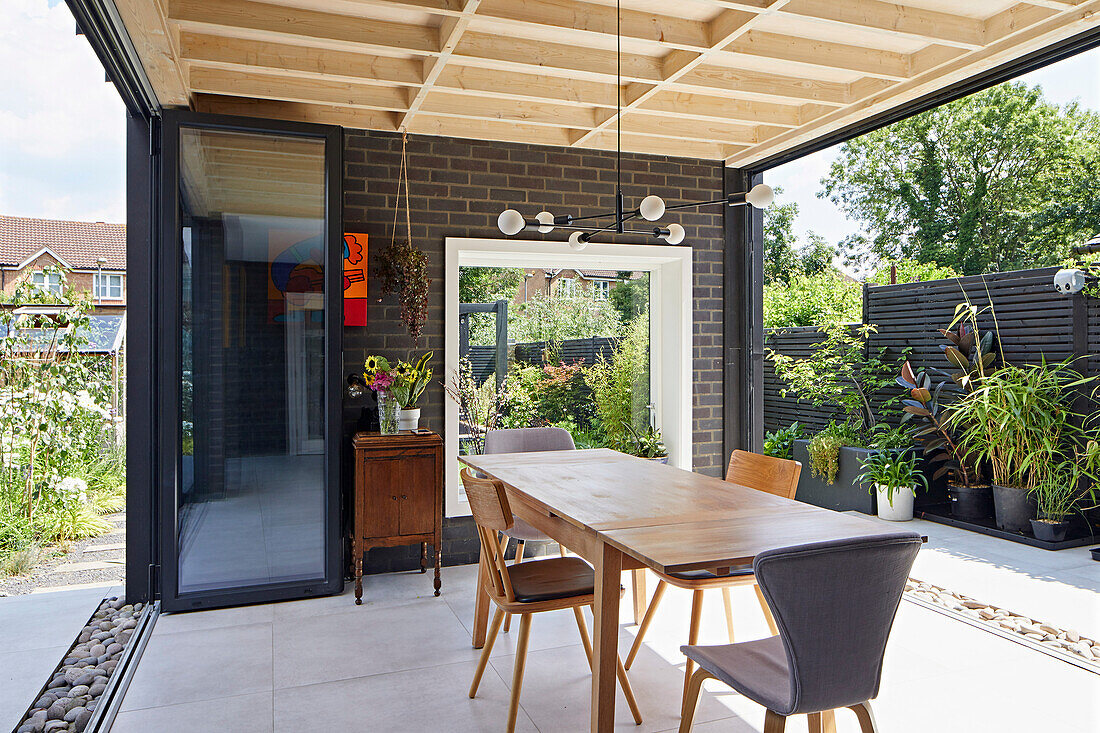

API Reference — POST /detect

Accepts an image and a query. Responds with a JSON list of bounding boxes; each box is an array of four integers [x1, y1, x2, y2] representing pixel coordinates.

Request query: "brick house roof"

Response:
[[0, 215, 126, 271]]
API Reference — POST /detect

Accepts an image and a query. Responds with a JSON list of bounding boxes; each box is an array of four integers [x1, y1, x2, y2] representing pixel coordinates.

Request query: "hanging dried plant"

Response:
[[377, 132, 431, 343]]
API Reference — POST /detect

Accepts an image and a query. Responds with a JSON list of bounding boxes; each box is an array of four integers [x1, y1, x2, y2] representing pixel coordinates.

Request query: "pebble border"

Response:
[[14, 596, 143, 733], [905, 578, 1099, 672]]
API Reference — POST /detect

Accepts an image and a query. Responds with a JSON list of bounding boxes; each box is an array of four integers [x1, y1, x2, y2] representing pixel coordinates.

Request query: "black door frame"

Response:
[[156, 109, 344, 611]]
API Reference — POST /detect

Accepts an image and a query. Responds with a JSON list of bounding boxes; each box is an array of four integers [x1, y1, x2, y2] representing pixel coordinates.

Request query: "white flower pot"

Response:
[[398, 407, 421, 431], [876, 483, 915, 521]]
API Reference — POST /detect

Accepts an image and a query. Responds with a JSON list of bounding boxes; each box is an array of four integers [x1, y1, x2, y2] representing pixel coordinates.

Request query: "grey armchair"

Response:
[[678, 531, 922, 733]]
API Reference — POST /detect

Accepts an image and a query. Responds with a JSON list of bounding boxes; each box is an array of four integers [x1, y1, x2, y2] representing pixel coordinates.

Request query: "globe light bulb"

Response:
[[638, 195, 666, 221], [745, 184, 774, 209], [660, 223, 685, 245], [535, 211, 555, 233], [568, 231, 589, 251], [497, 209, 525, 236]]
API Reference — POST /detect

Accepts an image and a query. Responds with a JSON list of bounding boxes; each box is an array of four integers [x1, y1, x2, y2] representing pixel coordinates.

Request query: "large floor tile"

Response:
[[272, 597, 479, 688], [111, 692, 273, 733], [0, 646, 69, 733], [274, 659, 537, 733], [120, 622, 273, 711], [0, 587, 106, 654], [157, 603, 275, 635]]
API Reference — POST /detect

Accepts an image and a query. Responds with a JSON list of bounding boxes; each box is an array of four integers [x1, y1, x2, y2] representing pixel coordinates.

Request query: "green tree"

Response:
[[459, 266, 524, 345], [823, 82, 1100, 275], [510, 291, 620, 343], [763, 189, 838, 284], [608, 271, 649, 326], [763, 271, 862, 328], [870, 259, 961, 285]]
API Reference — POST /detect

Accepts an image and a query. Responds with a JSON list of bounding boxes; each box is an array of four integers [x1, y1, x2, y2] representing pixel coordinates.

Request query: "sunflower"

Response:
[[364, 355, 380, 373], [393, 362, 411, 378]]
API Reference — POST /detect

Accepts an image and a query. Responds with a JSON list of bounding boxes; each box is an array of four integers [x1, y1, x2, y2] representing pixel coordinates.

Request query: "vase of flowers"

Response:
[[390, 352, 433, 430], [363, 355, 399, 434]]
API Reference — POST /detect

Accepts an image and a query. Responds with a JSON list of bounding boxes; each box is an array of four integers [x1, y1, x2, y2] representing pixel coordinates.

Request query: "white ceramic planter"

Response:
[[398, 407, 421, 431], [876, 483, 915, 521]]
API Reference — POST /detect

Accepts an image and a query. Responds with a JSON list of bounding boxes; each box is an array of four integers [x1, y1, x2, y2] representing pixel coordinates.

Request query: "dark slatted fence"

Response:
[[764, 267, 1094, 433], [462, 336, 618, 385]]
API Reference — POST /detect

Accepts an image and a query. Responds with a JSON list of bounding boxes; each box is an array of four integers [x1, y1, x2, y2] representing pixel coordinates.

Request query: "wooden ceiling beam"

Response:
[[673, 64, 851, 105], [778, 0, 985, 50], [194, 93, 401, 131], [636, 91, 805, 127], [188, 67, 413, 111], [452, 31, 665, 83], [727, 0, 1100, 166], [399, 0, 483, 130], [178, 32, 426, 87], [419, 90, 600, 128], [113, 0, 189, 106], [167, 0, 439, 56], [724, 30, 911, 80]]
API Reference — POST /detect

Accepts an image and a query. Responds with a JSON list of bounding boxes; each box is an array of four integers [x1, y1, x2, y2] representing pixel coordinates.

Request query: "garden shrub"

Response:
[[585, 313, 650, 450]]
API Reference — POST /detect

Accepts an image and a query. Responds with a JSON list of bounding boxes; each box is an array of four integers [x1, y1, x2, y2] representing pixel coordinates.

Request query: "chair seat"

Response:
[[682, 637, 792, 715], [502, 517, 549, 542], [666, 565, 754, 582], [508, 556, 594, 603]]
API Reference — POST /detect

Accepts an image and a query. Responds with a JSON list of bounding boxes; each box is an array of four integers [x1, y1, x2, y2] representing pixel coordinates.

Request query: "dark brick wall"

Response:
[[341, 130, 728, 576]]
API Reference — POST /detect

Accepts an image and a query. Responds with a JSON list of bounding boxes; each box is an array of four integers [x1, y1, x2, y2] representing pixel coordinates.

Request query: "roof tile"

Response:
[[0, 215, 125, 271]]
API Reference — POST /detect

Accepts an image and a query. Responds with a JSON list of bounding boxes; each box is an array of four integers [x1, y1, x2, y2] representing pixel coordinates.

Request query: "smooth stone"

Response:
[[89, 644, 106, 657], [44, 721, 68, 732], [63, 707, 86, 724], [1066, 629, 1080, 643], [97, 621, 113, 631], [67, 686, 89, 698], [105, 643, 122, 655], [63, 669, 85, 685], [35, 695, 56, 709], [73, 672, 97, 687], [48, 676, 67, 689], [88, 683, 106, 697], [18, 720, 45, 733], [46, 702, 67, 721], [961, 600, 985, 609], [1039, 624, 1059, 635], [71, 709, 92, 732]]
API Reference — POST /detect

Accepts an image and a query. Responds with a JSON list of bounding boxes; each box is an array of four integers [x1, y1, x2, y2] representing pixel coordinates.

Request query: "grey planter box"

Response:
[[792, 439, 876, 514]]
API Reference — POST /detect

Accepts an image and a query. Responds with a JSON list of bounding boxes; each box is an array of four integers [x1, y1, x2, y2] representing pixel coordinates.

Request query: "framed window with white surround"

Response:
[[94, 272, 123, 300], [31, 271, 62, 295], [444, 237, 693, 518], [593, 279, 610, 300], [557, 276, 577, 297]]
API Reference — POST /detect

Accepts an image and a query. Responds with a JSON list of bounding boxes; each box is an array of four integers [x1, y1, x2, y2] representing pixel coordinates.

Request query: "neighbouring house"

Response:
[[0, 214, 127, 315], [515, 268, 642, 304]]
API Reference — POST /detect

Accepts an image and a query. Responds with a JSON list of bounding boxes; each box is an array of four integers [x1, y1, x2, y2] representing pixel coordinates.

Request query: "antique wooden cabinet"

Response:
[[351, 431, 443, 604]]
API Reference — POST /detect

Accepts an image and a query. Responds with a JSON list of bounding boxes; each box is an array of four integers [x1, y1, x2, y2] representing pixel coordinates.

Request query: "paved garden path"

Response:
[[0, 513, 125, 598]]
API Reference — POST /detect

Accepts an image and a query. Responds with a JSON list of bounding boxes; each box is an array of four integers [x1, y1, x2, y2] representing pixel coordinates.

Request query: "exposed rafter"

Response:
[[108, 0, 1100, 167]]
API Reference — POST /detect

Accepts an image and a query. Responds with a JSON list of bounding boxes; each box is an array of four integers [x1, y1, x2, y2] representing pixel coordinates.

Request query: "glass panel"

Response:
[[178, 127, 327, 594], [456, 266, 651, 454]]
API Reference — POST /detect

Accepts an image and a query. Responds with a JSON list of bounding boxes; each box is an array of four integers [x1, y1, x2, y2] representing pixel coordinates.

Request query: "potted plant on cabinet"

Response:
[[856, 444, 929, 521], [948, 360, 1085, 533], [390, 351, 433, 430], [1030, 440, 1100, 542]]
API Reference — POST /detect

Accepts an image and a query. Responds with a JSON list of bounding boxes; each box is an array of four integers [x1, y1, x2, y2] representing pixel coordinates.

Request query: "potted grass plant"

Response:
[[1030, 440, 1100, 542], [948, 360, 1085, 533], [390, 351, 433, 430], [856, 445, 929, 521], [621, 421, 669, 463]]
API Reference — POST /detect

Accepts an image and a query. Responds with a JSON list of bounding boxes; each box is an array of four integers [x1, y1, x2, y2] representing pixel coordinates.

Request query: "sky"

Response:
[[767, 48, 1100, 253], [0, 0, 126, 224]]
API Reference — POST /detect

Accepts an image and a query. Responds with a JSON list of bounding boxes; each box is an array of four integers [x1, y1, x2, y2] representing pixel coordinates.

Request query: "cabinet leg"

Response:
[[420, 542, 428, 573], [353, 541, 364, 606], [434, 541, 442, 596]]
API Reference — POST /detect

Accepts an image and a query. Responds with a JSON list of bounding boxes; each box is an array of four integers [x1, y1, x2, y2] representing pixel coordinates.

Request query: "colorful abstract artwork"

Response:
[[268, 232, 324, 323], [343, 233, 368, 326]]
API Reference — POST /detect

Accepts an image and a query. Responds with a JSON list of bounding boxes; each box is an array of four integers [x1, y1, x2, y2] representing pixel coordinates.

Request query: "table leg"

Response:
[[592, 541, 622, 732], [434, 537, 442, 597], [631, 569, 646, 625], [472, 547, 490, 648]]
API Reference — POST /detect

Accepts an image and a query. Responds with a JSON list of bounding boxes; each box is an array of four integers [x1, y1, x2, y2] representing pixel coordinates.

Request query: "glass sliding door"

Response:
[[161, 112, 342, 610]]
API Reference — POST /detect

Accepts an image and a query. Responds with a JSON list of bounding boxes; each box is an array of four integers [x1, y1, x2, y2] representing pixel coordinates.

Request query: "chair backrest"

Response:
[[485, 427, 576, 454], [460, 467, 516, 602], [725, 449, 801, 500], [753, 532, 921, 716]]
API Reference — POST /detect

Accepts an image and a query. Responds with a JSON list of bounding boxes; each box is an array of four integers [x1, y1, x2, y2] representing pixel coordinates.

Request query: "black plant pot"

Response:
[[948, 484, 994, 522], [1030, 519, 1070, 542], [991, 484, 1036, 533], [791, 440, 876, 514]]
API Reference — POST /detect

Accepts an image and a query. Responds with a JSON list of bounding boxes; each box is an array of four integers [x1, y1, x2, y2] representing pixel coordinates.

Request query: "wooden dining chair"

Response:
[[484, 427, 574, 631], [678, 532, 922, 733], [461, 468, 643, 732], [624, 450, 802, 696]]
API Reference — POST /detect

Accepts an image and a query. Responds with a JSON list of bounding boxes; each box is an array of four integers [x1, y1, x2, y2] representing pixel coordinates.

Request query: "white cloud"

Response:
[[0, 0, 125, 223]]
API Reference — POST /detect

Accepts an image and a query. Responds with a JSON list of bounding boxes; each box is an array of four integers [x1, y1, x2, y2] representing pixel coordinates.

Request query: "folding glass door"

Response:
[[159, 111, 342, 610]]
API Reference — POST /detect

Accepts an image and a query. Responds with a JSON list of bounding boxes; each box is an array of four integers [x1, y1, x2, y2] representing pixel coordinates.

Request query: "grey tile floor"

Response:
[[112, 523, 1100, 732], [0, 585, 123, 733]]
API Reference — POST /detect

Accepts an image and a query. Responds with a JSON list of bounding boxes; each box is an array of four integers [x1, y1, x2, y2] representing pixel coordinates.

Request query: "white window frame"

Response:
[[444, 237, 693, 518], [93, 272, 123, 300], [31, 271, 62, 295], [593, 279, 611, 300], [557, 276, 577, 297]]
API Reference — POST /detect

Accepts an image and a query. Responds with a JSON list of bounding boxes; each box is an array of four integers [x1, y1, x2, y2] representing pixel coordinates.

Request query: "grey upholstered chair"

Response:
[[678, 532, 922, 733], [483, 427, 575, 630]]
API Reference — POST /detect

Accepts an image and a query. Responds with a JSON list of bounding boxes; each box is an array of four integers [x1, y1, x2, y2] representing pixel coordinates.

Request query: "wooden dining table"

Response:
[[459, 448, 892, 732]]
